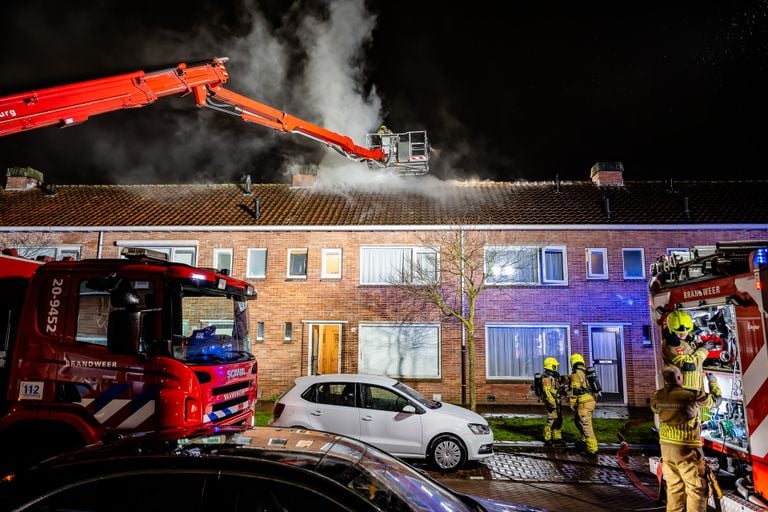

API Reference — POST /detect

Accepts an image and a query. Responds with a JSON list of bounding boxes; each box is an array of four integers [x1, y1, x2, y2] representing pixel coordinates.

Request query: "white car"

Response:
[[269, 374, 494, 471]]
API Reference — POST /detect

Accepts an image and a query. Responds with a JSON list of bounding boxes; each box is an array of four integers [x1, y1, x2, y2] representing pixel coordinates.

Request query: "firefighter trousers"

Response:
[[660, 443, 708, 512], [543, 403, 563, 441], [574, 398, 597, 454]]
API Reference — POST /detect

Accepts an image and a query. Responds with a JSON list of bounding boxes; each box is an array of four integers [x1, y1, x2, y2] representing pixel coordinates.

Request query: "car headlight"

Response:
[[468, 423, 490, 435]]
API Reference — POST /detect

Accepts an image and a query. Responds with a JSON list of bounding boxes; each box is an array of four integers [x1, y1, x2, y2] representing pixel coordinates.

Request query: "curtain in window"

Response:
[[359, 324, 439, 377], [487, 326, 568, 378], [360, 248, 409, 284], [543, 250, 564, 281]]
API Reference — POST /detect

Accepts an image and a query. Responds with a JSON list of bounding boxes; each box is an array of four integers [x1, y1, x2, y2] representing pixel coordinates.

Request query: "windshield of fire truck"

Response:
[[172, 285, 252, 364]]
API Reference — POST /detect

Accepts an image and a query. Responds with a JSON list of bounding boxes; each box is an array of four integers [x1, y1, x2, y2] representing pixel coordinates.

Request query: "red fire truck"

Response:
[[649, 240, 768, 510], [0, 247, 258, 468]]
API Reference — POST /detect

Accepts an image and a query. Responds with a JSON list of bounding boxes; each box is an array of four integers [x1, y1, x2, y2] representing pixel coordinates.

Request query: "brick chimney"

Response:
[[291, 164, 318, 188], [590, 162, 624, 187], [5, 167, 44, 191]]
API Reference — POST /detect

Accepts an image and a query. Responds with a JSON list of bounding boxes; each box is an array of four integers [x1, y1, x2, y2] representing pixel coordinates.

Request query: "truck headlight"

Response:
[[468, 423, 490, 435]]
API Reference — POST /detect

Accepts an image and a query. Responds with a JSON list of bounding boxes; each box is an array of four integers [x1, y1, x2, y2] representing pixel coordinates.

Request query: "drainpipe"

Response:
[[460, 228, 467, 405], [97, 231, 104, 259]]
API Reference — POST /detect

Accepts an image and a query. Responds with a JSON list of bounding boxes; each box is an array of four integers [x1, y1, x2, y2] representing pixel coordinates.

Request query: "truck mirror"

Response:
[[111, 290, 140, 308]]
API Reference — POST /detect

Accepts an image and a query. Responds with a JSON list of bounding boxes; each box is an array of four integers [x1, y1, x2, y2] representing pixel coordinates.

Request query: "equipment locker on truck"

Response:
[[648, 240, 768, 511]]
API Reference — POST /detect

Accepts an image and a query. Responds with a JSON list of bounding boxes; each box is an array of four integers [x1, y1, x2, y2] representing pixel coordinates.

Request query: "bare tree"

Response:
[[0, 232, 57, 259]]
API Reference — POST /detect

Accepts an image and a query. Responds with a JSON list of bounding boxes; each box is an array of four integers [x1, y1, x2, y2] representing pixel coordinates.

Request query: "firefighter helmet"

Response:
[[571, 353, 585, 367], [667, 310, 694, 333], [543, 357, 559, 371]]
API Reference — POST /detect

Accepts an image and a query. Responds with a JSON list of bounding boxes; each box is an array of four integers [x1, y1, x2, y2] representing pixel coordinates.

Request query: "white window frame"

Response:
[[622, 248, 646, 279], [213, 248, 233, 276], [256, 321, 265, 342], [358, 323, 440, 378], [321, 248, 342, 279], [116, 240, 198, 265], [284, 322, 293, 342], [359, 246, 440, 285], [586, 248, 608, 279], [485, 245, 568, 285], [287, 248, 308, 279], [11, 244, 81, 261], [246, 248, 267, 278], [485, 323, 570, 380]]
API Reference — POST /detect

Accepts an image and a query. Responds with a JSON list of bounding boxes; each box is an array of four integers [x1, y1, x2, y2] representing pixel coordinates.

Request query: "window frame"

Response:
[[213, 248, 234, 276], [246, 248, 267, 279], [485, 245, 568, 286], [359, 245, 440, 285], [116, 240, 198, 265], [256, 321, 265, 342], [485, 323, 570, 381], [284, 322, 293, 342], [286, 248, 308, 279], [357, 322, 440, 378], [321, 248, 342, 279], [586, 248, 608, 280], [622, 247, 646, 280]]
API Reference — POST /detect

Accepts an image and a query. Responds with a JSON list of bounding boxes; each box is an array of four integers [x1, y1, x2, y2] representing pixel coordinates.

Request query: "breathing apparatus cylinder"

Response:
[[532, 372, 543, 400], [586, 366, 602, 394]]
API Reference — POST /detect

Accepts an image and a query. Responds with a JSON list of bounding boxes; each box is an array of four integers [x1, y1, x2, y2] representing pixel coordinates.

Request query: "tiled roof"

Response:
[[3, 178, 768, 228]]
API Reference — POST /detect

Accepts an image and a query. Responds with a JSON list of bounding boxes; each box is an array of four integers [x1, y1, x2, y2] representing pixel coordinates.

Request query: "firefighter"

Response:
[[541, 357, 565, 445], [569, 353, 598, 456], [377, 124, 393, 135], [662, 310, 715, 391], [651, 365, 722, 512]]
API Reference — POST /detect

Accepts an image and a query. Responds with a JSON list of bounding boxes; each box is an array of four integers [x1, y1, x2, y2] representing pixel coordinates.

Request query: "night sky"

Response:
[[1, 0, 767, 185]]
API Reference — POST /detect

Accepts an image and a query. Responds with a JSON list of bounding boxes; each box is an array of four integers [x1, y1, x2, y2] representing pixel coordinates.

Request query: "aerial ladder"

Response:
[[0, 57, 429, 176]]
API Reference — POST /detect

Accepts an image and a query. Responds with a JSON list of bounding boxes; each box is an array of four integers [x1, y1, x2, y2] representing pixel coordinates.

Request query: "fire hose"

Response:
[[616, 440, 664, 503]]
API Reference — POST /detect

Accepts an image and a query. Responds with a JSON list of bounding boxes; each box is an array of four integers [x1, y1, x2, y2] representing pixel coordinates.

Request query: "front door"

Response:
[[588, 325, 625, 403], [310, 323, 340, 375]]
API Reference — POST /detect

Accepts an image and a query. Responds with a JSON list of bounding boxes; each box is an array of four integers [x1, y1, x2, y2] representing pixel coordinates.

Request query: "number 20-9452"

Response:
[[45, 278, 64, 334]]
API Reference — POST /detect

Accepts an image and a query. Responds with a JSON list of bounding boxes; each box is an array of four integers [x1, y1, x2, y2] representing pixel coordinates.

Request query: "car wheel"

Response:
[[428, 435, 466, 471]]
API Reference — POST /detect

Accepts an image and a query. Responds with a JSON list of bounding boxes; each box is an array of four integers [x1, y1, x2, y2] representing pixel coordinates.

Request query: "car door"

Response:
[[305, 382, 361, 438], [358, 384, 423, 456]]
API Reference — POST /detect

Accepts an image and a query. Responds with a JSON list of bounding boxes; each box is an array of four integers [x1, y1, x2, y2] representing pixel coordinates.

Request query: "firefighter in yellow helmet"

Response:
[[569, 353, 599, 456], [662, 310, 714, 391], [541, 357, 565, 445], [651, 365, 722, 512]]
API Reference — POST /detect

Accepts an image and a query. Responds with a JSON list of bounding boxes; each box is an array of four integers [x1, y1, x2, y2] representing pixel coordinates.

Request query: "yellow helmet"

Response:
[[667, 310, 694, 333], [543, 357, 559, 371], [570, 353, 585, 367]]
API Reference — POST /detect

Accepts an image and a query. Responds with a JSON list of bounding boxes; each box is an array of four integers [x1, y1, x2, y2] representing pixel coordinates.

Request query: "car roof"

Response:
[[294, 373, 398, 386]]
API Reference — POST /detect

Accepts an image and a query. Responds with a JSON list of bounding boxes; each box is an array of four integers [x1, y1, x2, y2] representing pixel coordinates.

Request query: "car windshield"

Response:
[[319, 436, 471, 512], [394, 381, 441, 409], [171, 284, 252, 364]]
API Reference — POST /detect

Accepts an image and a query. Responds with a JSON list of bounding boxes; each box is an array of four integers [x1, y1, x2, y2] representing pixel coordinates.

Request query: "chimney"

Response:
[[5, 167, 44, 191], [291, 164, 318, 188], [590, 162, 624, 187]]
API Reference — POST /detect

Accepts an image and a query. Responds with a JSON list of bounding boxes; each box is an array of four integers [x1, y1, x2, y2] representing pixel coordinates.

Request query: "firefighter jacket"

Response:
[[569, 364, 596, 407], [661, 330, 708, 391], [542, 369, 563, 408], [650, 378, 721, 448]]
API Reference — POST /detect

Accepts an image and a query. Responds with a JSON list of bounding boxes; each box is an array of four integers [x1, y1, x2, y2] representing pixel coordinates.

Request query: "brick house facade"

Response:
[[3, 164, 768, 408]]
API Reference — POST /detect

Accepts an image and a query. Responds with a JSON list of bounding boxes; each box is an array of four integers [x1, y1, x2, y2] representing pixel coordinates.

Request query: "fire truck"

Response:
[[649, 240, 768, 510], [0, 247, 258, 469], [0, 56, 430, 175]]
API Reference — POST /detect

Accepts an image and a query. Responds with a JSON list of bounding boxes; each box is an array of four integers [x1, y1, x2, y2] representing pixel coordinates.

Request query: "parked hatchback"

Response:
[[270, 374, 494, 471]]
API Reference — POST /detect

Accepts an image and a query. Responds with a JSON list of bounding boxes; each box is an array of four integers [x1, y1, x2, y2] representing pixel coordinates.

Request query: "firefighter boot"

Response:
[[552, 430, 565, 445], [585, 438, 598, 455], [543, 425, 552, 445]]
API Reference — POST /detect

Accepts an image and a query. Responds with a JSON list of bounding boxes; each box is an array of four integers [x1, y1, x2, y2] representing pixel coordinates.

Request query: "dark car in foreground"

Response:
[[1, 425, 548, 512]]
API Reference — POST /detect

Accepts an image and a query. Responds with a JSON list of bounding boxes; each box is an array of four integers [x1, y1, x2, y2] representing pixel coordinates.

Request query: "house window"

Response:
[[358, 323, 440, 378], [247, 248, 267, 278], [485, 245, 567, 285], [359, 246, 439, 285], [321, 248, 342, 279], [666, 247, 692, 263], [586, 248, 608, 279], [622, 248, 645, 279], [11, 245, 81, 261], [284, 322, 293, 342], [486, 324, 569, 379], [117, 241, 197, 265], [287, 249, 308, 278], [256, 321, 265, 342], [213, 248, 233, 276]]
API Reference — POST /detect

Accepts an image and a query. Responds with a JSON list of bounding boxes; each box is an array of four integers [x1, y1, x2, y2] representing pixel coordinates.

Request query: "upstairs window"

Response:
[[485, 245, 567, 285], [360, 246, 439, 285], [586, 248, 608, 279], [622, 248, 645, 279], [287, 249, 308, 278], [213, 248, 233, 276], [247, 248, 267, 278], [321, 248, 342, 279]]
